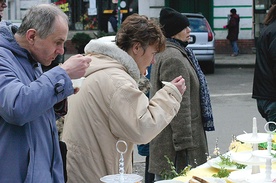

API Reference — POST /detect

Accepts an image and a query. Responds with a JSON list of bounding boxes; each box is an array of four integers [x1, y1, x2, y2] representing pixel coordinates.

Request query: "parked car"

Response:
[[183, 13, 215, 74], [97, 12, 215, 74]]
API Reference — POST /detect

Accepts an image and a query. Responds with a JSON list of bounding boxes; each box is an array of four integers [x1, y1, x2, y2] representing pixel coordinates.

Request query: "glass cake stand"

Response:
[[100, 140, 143, 183], [229, 120, 276, 182]]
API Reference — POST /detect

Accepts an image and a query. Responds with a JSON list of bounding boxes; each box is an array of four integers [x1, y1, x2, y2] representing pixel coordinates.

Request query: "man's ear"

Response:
[[25, 29, 37, 45]]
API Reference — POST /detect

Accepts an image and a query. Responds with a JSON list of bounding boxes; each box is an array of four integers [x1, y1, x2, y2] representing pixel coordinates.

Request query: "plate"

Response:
[[155, 180, 184, 183], [231, 151, 267, 165], [72, 77, 85, 88], [100, 174, 143, 183], [236, 133, 269, 143], [207, 156, 238, 171], [252, 150, 276, 159], [185, 177, 226, 183], [228, 169, 276, 183]]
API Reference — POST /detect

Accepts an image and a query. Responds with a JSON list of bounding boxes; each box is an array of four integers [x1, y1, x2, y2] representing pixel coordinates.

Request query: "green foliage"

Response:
[[96, 30, 116, 38], [212, 167, 230, 178], [217, 155, 246, 169], [259, 142, 276, 150], [160, 155, 191, 180], [71, 32, 92, 53]]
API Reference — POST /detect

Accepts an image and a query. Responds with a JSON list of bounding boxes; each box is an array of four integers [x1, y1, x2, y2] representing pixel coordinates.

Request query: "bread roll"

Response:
[[188, 176, 209, 183]]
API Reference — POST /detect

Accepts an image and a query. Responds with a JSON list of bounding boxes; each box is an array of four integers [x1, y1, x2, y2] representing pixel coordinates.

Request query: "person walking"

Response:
[[148, 7, 214, 181], [108, 9, 118, 33], [62, 13, 186, 183], [252, 1, 276, 131], [224, 8, 240, 56], [0, 4, 91, 182]]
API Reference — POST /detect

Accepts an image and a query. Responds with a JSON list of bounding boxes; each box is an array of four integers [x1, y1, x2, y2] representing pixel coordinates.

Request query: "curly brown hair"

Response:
[[115, 13, 165, 54], [264, 4, 276, 25]]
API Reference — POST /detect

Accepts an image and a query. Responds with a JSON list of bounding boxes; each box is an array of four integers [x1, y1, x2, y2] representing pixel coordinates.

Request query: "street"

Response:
[[133, 66, 268, 181]]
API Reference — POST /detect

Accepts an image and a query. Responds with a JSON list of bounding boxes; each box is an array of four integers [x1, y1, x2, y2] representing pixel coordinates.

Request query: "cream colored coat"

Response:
[[62, 40, 183, 183]]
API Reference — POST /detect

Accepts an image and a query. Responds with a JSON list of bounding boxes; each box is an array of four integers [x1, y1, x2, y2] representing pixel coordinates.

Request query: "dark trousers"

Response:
[[145, 156, 155, 183], [59, 141, 67, 183]]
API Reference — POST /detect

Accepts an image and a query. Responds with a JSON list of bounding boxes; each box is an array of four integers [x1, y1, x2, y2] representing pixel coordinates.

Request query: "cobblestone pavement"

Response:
[[133, 162, 146, 183]]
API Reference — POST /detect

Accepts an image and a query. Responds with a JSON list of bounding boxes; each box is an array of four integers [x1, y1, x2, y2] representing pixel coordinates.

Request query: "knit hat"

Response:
[[159, 7, 189, 38]]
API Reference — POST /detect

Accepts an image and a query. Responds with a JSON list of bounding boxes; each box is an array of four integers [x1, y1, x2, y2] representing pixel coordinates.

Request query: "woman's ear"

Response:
[[132, 42, 141, 55]]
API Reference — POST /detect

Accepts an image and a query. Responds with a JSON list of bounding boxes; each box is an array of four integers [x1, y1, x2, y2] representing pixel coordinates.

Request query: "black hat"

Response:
[[159, 7, 189, 38]]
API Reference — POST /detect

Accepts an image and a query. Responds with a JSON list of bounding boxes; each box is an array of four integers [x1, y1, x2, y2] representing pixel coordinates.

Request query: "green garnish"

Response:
[[160, 155, 191, 180], [259, 142, 276, 150], [212, 167, 230, 178], [216, 155, 246, 169], [218, 155, 233, 166]]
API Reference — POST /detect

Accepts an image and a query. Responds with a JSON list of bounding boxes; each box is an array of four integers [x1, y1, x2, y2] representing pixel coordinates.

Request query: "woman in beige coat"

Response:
[[62, 14, 186, 183]]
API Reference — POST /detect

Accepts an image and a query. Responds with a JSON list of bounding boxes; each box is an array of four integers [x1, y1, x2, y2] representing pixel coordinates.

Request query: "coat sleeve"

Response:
[[108, 81, 182, 144], [0, 60, 74, 126]]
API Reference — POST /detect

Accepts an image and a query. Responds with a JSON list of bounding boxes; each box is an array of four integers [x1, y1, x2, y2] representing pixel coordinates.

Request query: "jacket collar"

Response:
[[84, 40, 140, 82]]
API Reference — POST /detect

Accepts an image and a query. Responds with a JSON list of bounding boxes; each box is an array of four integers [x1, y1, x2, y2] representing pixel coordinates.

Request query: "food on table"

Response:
[[189, 176, 209, 183]]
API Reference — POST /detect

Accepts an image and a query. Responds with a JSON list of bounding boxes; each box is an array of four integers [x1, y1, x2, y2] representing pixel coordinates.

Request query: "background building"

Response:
[[2, 0, 273, 54]]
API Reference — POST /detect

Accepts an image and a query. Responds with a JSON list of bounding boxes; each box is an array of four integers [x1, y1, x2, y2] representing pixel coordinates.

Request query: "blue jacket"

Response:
[[0, 21, 74, 182]]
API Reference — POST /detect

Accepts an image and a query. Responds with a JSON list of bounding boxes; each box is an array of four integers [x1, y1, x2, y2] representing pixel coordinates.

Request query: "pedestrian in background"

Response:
[[0, 0, 7, 21], [252, 0, 276, 131], [108, 9, 118, 33], [62, 13, 186, 183], [149, 7, 214, 181], [0, 4, 91, 182], [223, 8, 240, 57]]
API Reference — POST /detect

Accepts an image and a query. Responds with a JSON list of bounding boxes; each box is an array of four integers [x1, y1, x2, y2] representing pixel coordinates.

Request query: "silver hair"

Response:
[[16, 4, 68, 39]]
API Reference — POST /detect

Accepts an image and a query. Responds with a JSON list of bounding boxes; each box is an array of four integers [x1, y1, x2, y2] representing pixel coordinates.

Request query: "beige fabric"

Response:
[[62, 40, 183, 183]]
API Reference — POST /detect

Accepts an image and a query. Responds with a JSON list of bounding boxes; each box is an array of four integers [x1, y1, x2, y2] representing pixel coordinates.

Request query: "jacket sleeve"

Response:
[[108, 80, 182, 144], [0, 60, 74, 126]]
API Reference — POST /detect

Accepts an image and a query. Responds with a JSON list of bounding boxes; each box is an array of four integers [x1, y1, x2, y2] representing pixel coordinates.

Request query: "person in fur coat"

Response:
[[149, 7, 214, 181], [62, 14, 186, 183]]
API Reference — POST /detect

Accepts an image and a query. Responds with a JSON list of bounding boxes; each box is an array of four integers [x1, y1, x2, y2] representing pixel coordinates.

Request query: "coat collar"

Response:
[[84, 40, 140, 82]]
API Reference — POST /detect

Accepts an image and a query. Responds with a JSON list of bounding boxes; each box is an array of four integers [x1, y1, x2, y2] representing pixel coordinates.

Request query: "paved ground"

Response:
[[215, 53, 255, 68]]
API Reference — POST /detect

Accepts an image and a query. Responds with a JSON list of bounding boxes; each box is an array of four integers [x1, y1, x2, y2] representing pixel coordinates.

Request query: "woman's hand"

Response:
[[171, 75, 186, 95]]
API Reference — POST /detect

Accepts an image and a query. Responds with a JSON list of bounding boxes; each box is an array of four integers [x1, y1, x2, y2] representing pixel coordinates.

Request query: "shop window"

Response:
[[255, 0, 269, 10], [80, 13, 98, 30]]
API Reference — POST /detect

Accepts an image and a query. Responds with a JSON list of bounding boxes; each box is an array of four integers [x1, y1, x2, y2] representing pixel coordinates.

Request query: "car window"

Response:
[[188, 17, 208, 32]]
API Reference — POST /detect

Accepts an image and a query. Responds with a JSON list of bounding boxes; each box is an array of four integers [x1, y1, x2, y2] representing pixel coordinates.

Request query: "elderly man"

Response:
[[0, 4, 91, 182]]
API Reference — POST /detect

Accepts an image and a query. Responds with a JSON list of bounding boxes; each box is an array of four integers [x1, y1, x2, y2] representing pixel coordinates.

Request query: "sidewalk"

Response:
[[215, 53, 255, 68]]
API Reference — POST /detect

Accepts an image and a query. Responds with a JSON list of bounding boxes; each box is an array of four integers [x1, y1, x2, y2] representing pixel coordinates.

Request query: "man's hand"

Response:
[[60, 54, 92, 79], [171, 75, 186, 95]]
